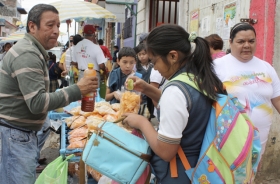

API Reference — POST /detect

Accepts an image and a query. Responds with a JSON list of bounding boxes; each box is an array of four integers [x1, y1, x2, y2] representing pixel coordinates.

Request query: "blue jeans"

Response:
[[0, 120, 39, 184]]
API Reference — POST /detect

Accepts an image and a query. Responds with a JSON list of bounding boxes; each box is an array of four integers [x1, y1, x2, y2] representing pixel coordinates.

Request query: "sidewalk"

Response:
[[36, 131, 60, 178], [40, 131, 60, 164]]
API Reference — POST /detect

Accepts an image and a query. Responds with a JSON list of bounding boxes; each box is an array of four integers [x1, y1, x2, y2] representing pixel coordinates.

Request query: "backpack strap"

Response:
[[49, 62, 55, 70], [163, 80, 192, 111], [170, 72, 205, 94], [172, 73, 224, 118], [159, 77, 166, 87], [167, 72, 203, 178], [170, 146, 191, 177]]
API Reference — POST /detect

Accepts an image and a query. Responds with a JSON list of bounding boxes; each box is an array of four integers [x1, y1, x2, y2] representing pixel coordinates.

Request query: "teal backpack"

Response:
[[169, 73, 261, 184]]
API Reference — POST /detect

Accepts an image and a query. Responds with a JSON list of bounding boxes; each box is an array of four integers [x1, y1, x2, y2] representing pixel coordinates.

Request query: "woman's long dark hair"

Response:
[[146, 24, 226, 100]]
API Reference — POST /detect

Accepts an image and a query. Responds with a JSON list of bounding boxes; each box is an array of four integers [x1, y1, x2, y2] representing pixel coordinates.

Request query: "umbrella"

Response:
[[49, 0, 116, 22], [0, 29, 67, 43]]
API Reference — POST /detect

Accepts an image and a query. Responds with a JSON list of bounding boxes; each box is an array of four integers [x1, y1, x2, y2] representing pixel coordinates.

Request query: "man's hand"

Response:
[[77, 76, 98, 95], [61, 70, 67, 77]]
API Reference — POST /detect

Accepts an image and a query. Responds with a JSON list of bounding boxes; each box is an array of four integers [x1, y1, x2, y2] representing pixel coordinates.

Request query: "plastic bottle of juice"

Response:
[[81, 63, 96, 112]]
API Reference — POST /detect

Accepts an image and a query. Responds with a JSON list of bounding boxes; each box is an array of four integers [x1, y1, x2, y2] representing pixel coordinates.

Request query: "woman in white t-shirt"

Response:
[[214, 23, 280, 156]]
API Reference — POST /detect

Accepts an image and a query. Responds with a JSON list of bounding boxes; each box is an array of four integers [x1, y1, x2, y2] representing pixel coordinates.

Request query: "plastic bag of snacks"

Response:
[[118, 90, 141, 119]]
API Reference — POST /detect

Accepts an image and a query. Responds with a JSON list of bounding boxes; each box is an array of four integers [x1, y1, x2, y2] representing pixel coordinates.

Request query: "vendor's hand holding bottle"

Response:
[[77, 76, 98, 96]]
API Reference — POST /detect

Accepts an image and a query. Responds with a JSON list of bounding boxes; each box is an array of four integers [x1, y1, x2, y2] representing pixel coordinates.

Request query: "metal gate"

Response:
[[149, 0, 179, 31]]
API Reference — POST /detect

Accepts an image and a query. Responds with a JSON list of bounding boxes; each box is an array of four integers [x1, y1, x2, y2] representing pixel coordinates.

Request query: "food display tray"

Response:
[[48, 111, 72, 120], [60, 121, 84, 162]]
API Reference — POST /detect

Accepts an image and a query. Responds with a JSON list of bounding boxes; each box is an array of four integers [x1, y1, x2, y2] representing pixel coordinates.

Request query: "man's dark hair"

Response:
[[118, 47, 136, 60], [73, 34, 83, 45], [26, 4, 59, 33], [114, 45, 119, 50], [98, 39, 104, 45]]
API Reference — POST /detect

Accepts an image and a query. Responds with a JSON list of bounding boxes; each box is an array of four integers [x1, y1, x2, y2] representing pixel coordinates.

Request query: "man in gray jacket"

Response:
[[0, 4, 98, 183]]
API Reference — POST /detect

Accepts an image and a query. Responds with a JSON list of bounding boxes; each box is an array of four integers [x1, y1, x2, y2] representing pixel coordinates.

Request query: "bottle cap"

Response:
[[88, 63, 94, 68]]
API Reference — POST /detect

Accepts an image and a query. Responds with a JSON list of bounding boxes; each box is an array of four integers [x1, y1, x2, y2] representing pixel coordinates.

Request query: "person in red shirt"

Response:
[[98, 39, 112, 60], [98, 39, 113, 73]]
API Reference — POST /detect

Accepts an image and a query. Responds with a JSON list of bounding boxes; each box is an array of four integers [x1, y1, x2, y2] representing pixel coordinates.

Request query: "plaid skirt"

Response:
[[49, 79, 59, 92]]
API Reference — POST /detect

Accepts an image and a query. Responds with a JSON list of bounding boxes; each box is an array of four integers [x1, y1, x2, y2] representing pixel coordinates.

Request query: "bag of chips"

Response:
[[118, 90, 141, 118]]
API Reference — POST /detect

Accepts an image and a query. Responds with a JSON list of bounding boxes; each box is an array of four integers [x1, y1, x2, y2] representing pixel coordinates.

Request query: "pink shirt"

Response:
[[212, 51, 226, 60]]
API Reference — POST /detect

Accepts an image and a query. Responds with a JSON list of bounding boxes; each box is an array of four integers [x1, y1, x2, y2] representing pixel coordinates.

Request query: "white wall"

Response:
[[187, 0, 250, 50], [136, 0, 149, 45], [178, 0, 189, 29], [136, 0, 250, 50]]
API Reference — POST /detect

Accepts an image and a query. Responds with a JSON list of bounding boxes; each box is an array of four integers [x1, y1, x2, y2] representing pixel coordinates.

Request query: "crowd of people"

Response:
[[0, 2, 280, 184]]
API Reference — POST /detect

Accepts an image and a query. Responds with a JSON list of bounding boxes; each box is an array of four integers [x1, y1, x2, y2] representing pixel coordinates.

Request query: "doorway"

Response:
[[149, 0, 180, 31]]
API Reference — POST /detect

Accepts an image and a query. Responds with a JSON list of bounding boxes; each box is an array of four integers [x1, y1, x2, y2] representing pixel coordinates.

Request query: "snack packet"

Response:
[[118, 90, 141, 119]]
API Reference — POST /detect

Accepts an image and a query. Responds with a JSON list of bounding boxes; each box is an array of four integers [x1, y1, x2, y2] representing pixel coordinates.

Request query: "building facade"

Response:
[[0, 0, 26, 37], [137, 0, 186, 45], [136, 0, 279, 181]]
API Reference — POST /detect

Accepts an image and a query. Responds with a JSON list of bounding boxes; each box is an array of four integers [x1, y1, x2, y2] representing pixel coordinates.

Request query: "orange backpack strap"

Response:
[[170, 146, 191, 178], [170, 156, 178, 178], [178, 146, 191, 170]]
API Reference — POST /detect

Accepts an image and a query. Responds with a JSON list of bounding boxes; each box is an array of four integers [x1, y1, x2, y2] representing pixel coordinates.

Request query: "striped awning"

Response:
[[50, 0, 116, 22]]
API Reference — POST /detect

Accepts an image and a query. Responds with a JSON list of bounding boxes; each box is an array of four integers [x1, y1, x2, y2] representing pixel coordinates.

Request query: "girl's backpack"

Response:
[[168, 73, 261, 184]]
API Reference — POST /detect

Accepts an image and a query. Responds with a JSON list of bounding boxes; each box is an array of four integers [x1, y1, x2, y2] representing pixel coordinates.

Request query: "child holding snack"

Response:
[[105, 47, 137, 104]]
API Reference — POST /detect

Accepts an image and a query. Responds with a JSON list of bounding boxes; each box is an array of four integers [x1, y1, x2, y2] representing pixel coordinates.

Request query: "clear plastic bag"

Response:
[[118, 90, 141, 119]]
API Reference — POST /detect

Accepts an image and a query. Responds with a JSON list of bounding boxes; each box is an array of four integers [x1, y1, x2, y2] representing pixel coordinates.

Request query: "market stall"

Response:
[[48, 89, 145, 183]]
